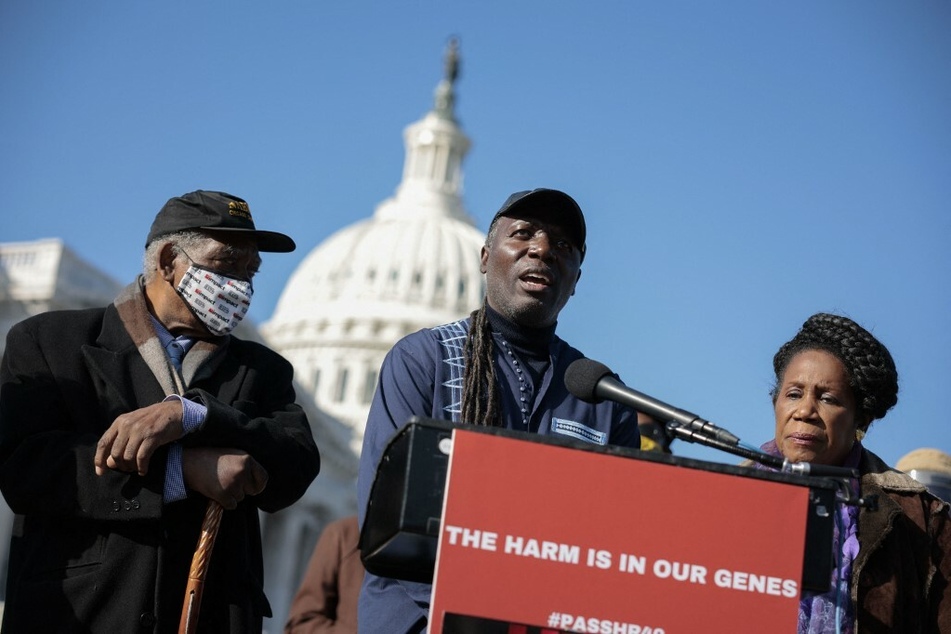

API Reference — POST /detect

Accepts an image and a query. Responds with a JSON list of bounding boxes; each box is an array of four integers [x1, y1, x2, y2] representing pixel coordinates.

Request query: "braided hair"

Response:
[[460, 220, 504, 426], [771, 313, 898, 431], [460, 300, 502, 426]]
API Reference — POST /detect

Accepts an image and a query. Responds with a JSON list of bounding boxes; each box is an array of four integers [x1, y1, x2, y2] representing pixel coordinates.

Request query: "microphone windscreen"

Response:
[[564, 358, 615, 402]]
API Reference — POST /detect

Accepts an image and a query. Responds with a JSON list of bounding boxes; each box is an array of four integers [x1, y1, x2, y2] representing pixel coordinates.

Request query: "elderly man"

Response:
[[0, 190, 320, 632], [357, 188, 640, 633]]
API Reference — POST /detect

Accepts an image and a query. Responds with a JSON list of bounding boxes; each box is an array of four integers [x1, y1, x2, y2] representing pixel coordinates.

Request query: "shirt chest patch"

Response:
[[550, 417, 607, 445]]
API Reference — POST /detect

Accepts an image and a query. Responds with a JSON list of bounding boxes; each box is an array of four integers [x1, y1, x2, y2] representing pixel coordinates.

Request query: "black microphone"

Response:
[[564, 358, 741, 446]]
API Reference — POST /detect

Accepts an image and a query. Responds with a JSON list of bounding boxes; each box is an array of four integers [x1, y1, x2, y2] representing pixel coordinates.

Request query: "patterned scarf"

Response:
[[757, 439, 862, 634]]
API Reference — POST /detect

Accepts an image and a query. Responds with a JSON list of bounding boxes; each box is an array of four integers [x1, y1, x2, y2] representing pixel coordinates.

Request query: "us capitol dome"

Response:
[[260, 38, 486, 455]]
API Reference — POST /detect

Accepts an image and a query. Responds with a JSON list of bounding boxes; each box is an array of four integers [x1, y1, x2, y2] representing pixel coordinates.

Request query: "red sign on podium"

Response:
[[429, 430, 808, 633]]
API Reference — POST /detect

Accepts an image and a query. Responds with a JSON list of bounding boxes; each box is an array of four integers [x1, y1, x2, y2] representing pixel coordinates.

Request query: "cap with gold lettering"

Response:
[[146, 190, 295, 253]]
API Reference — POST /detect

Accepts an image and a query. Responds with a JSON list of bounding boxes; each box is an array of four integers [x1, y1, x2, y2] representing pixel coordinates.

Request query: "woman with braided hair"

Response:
[[763, 312, 951, 633], [356, 188, 640, 633]]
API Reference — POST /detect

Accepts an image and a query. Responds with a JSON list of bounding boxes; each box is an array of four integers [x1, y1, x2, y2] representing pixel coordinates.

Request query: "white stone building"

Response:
[[259, 40, 486, 629], [261, 39, 485, 455], [0, 238, 124, 359]]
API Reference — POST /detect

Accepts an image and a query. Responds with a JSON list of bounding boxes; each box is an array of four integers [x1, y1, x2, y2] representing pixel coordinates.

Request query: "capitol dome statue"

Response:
[[261, 39, 486, 455]]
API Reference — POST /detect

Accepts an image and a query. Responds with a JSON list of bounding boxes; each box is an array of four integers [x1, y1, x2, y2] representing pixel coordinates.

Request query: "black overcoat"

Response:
[[0, 299, 320, 633]]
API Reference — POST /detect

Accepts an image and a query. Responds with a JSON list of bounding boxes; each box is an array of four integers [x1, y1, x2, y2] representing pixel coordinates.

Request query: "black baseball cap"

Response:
[[490, 188, 586, 261], [145, 190, 296, 253]]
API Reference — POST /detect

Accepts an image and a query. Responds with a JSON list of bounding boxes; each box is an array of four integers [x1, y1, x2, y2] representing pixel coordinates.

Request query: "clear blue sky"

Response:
[[2, 1, 949, 469]]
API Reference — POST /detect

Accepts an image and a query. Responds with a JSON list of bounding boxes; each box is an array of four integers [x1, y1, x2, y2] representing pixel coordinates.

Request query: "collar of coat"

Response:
[[113, 276, 229, 396], [861, 448, 930, 495], [852, 447, 949, 601]]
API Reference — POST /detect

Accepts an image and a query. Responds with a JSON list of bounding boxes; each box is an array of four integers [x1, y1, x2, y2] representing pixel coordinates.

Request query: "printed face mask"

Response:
[[176, 265, 253, 336]]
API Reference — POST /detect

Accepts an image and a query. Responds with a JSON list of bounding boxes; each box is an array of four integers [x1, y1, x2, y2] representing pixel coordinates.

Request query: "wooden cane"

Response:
[[178, 500, 224, 634]]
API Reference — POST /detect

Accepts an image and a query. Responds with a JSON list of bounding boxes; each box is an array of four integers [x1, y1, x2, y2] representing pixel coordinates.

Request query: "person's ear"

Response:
[[856, 414, 872, 439], [479, 245, 489, 274], [570, 268, 582, 296], [158, 243, 178, 282]]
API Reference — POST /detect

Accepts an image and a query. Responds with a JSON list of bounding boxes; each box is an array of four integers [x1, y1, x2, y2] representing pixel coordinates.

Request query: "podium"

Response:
[[361, 418, 837, 633]]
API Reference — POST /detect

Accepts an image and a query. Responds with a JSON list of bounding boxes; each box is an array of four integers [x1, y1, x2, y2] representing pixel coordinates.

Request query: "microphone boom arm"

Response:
[[665, 422, 782, 468], [666, 422, 861, 480]]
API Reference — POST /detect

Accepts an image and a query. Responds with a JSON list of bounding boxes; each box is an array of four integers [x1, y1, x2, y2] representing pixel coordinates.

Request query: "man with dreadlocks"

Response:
[[356, 188, 641, 633]]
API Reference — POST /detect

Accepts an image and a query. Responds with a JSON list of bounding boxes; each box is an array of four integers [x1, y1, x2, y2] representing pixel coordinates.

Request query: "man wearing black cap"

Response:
[[0, 190, 320, 632], [356, 188, 640, 633]]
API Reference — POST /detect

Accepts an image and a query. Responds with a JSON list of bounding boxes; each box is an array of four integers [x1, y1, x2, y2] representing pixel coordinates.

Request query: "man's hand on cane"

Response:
[[177, 448, 267, 633], [182, 448, 269, 509]]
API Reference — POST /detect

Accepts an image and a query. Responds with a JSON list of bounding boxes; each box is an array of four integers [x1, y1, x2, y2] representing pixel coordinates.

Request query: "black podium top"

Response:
[[360, 417, 839, 593]]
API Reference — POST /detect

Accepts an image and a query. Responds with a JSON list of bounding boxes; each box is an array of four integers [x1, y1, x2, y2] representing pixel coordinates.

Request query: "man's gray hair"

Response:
[[142, 231, 212, 282]]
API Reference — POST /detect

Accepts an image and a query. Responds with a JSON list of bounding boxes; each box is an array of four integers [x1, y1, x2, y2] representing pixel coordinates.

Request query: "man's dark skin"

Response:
[[481, 212, 583, 329], [93, 231, 267, 509]]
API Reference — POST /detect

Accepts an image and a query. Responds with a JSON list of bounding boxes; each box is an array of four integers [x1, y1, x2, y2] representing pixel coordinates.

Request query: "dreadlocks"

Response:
[[460, 300, 502, 426]]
